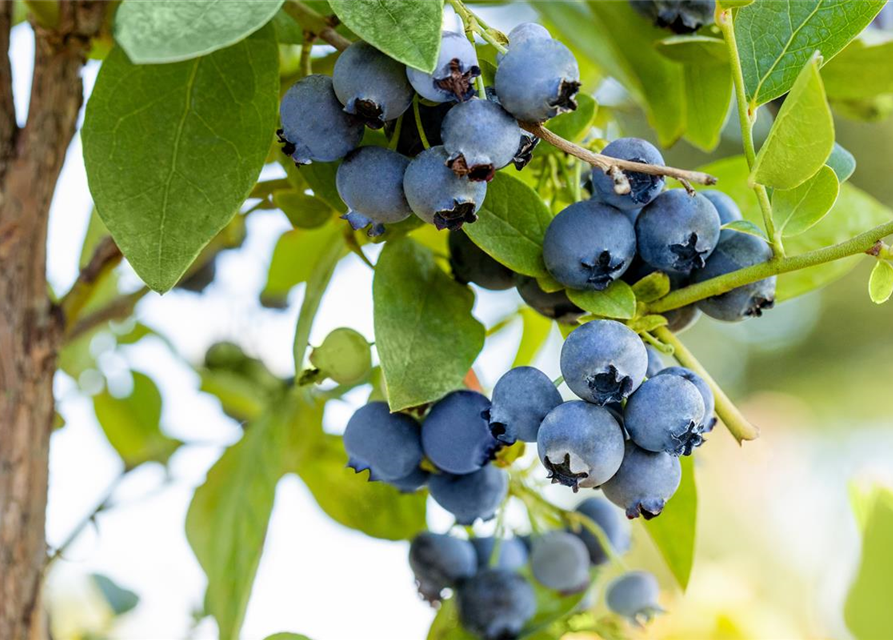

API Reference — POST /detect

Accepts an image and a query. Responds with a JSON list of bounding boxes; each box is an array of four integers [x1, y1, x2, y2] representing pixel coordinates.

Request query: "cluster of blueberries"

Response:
[[630, 0, 716, 34], [408, 498, 662, 639], [278, 25, 580, 236]]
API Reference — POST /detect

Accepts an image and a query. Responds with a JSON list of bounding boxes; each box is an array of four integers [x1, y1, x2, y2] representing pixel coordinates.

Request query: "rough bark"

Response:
[[0, 3, 104, 637]]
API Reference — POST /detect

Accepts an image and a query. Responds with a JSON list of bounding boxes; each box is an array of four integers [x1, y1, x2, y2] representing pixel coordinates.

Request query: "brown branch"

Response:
[[66, 287, 149, 341], [520, 122, 718, 194], [59, 236, 122, 325], [284, 0, 351, 51], [0, 0, 16, 178]]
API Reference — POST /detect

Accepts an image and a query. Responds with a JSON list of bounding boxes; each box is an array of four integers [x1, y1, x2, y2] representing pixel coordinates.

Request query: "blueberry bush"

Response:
[[4, 0, 893, 638]]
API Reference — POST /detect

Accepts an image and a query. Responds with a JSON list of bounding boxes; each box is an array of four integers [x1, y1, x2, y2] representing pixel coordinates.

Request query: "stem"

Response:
[[299, 34, 315, 76], [717, 9, 784, 257], [654, 326, 759, 443], [387, 113, 404, 151], [649, 219, 893, 313], [284, 0, 351, 51], [446, 0, 509, 54], [412, 95, 431, 150], [521, 122, 718, 191]]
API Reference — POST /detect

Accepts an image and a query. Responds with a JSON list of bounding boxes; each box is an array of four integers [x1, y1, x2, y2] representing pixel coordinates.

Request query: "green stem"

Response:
[[446, 0, 509, 54], [648, 218, 893, 313], [388, 113, 404, 151], [653, 326, 759, 442], [718, 9, 784, 258], [412, 95, 430, 150], [299, 35, 315, 76]]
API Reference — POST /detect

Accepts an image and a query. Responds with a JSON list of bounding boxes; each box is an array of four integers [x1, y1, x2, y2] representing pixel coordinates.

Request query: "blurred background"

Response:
[[29, 2, 893, 639]]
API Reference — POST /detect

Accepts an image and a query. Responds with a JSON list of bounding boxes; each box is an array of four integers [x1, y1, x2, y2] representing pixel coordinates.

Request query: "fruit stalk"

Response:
[[446, 0, 509, 55], [285, 0, 351, 51]]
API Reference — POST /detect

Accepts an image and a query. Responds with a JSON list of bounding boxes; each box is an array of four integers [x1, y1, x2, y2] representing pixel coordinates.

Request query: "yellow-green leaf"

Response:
[[845, 487, 893, 639], [643, 455, 697, 590], [774, 165, 840, 237], [566, 281, 636, 320], [868, 261, 893, 304]]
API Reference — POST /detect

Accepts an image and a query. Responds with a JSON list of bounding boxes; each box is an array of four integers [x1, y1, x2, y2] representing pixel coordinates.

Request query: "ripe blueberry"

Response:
[[336, 146, 412, 236], [428, 465, 508, 525], [494, 37, 581, 122], [543, 200, 637, 291], [407, 31, 481, 103], [507, 22, 552, 46], [471, 536, 529, 571], [656, 366, 716, 433], [409, 532, 477, 603], [279, 74, 364, 165], [602, 441, 682, 519], [572, 497, 631, 566], [636, 189, 721, 272], [630, 0, 715, 34], [449, 230, 516, 291], [422, 390, 500, 475], [343, 402, 423, 481], [537, 401, 625, 491], [515, 276, 583, 324], [624, 374, 705, 456], [386, 467, 430, 493], [701, 189, 743, 225], [605, 570, 664, 624], [691, 231, 777, 321], [457, 569, 537, 640], [403, 146, 487, 230], [560, 320, 648, 405], [441, 99, 521, 182], [487, 366, 562, 445], [333, 41, 414, 129], [664, 304, 701, 333], [591, 138, 665, 211], [530, 531, 591, 594]]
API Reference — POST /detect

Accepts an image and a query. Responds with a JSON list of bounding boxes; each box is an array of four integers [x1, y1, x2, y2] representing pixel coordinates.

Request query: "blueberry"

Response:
[[403, 146, 488, 230], [487, 366, 562, 445], [663, 304, 701, 333], [624, 374, 705, 456], [530, 531, 591, 594], [537, 401, 626, 490], [449, 230, 516, 290], [407, 31, 481, 103], [605, 571, 664, 624], [471, 537, 529, 570], [344, 403, 423, 481], [572, 497, 631, 566], [560, 320, 648, 405], [656, 366, 716, 432], [701, 189, 742, 225], [279, 74, 364, 165], [636, 190, 721, 272], [507, 22, 552, 46], [336, 146, 412, 236], [422, 390, 500, 475], [543, 200, 637, 291], [591, 138, 666, 211], [409, 532, 477, 603], [494, 37, 581, 122], [333, 41, 414, 129], [388, 100, 452, 157], [515, 276, 583, 324], [457, 569, 537, 640], [691, 232, 776, 321], [386, 466, 430, 493], [602, 442, 682, 519], [630, 0, 715, 34], [429, 465, 508, 525], [441, 99, 521, 182], [644, 345, 665, 379]]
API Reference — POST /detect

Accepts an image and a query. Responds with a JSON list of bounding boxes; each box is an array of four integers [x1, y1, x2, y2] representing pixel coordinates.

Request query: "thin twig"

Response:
[[59, 236, 123, 326], [66, 287, 149, 341], [284, 0, 351, 51]]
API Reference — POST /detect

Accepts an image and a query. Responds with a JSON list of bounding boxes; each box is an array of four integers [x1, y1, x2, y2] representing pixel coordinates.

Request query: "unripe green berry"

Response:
[[310, 328, 372, 384]]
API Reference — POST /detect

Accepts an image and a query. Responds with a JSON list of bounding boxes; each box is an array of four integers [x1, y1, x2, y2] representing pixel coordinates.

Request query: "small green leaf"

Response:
[[751, 54, 834, 190], [565, 281, 636, 320], [91, 574, 139, 616], [735, 0, 885, 106], [826, 142, 856, 184], [845, 488, 893, 639], [656, 35, 728, 65], [868, 261, 893, 304], [512, 307, 553, 368], [627, 314, 668, 334], [374, 239, 484, 411], [822, 36, 893, 101], [328, 0, 443, 73], [774, 165, 840, 237], [428, 598, 478, 640], [681, 57, 732, 152], [463, 173, 553, 278], [263, 222, 344, 303], [538, 94, 597, 152], [273, 190, 333, 229], [631, 271, 670, 303], [721, 219, 768, 240], [93, 372, 181, 470], [536, 273, 564, 294], [114, 0, 284, 64], [643, 455, 697, 590], [83, 28, 279, 292]]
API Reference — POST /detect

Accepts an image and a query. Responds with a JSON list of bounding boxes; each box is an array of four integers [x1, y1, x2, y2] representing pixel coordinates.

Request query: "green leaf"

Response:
[[656, 35, 728, 64], [83, 27, 279, 292], [91, 574, 139, 616], [114, 0, 284, 64], [512, 308, 553, 368], [735, 0, 885, 106], [630, 271, 670, 303], [273, 190, 333, 229], [93, 372, 181, 470], [845, 488, 893, 640], [522, 565, 591, 635], [373, 239, 484, 411], [868, 261, 893, 304], [721, 219, 768, 240], [821, 36, 893, 101], [565, 281, 636, 320], [328, 0, 443, 73], [774, 165, 839, 237], [428, 598, 478, 640], [263, 222, 344, 303], [751, 54, 834, 190], [287, 160, 346, 213], [296, 434, 428, 540], [538, 93, 597, 152], [463, 173, 553, 278], [681, 57, 732, 152], [643, 455, 697, 590], [826, 142, 856, 184], [199, 369, 271, 423], [264, 635, 312, 640]]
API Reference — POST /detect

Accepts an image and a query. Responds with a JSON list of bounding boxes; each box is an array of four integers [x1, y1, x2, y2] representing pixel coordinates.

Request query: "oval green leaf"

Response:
[[565, 281, 636, 320], [643, 455, 697, 590], [631, 270, 670, 303], [721, 219, 767, 240], [869, 261, 893, 304], [826, 142, 857, 184], [845, 488, 893, 639], [821, 36, 893, 101], [83, 27, 279, 293], [774, 165, 840, 237]]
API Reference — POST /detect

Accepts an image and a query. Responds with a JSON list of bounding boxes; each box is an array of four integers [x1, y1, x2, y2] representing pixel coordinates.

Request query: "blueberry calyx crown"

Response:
[[628, 497, 666, 520], [746, 294, 775, 317], [448, 154, 496, 182], [624, 158, 660, 204], [276, 128, 306, 166], [350, 98, 385, 129], [341, 211, 385, 237], [669, 232, 708, 271], [582, 250, 624, 290], [482, 408, 514, 445], [670, 420, 705, 457], [433, 201, 479, 231], [513, 133, 540, 170], [544, 453, 588, 493], [548, 79, 582, 115], [435, 58, 482, 102], [585, 365, 633, 405]]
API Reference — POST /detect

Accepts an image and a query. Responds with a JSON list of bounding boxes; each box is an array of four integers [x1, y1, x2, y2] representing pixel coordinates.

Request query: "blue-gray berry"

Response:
[[457, 569, 537, 640], [344, 402, 423, 481], [606, 570, 664, 624], [530, 531, 591, 594], [636, 189, 721, 272], [471, 537, 529, 571], [403, 145, 487, 230], [602, 441, 682, 519], [422, 390, 500, 475], [656, 366, 716, 432], [336, 146, 412, 236], [572, 497, 631, 566], [428, 465, 508, 525], [409, 532, 477, 603], [441, 99, 521, 182], [333, 41, 414, 129], [407, 31, 481, 103], [624, 374, 705, 456], [591, 138, 665, 210], [487, 366, 562, 444]]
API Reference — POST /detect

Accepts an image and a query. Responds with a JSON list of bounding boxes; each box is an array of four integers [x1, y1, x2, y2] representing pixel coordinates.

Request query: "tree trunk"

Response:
[[0, 3, 104, 637]]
